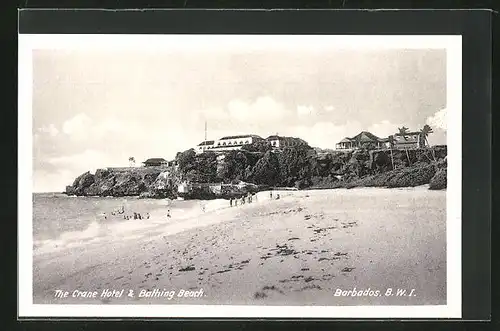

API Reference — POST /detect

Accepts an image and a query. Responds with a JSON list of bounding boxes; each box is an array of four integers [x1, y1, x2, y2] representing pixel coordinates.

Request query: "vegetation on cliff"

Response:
[[65, 144, 447, 198]]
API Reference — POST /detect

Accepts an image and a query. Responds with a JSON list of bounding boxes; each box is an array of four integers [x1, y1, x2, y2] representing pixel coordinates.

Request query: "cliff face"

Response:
[[64, 145, 447, 198], [65, 167, 172, 198]]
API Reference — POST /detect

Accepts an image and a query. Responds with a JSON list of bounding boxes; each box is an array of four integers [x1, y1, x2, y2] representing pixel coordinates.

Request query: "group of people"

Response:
[[229, 192, 258, 207], [125, 212, 150, 220], [269, 191, 280, 200], [101, 206, 150, 221]]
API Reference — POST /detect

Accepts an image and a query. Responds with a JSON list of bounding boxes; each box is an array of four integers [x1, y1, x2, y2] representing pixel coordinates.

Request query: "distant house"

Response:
[[266, 135, 309, 149], [195, 134, 264, 153], [142, 158, 169, 167], [391, 132, 423, 149], [335, 131, 389, 150], [195, 140, 215, 154]]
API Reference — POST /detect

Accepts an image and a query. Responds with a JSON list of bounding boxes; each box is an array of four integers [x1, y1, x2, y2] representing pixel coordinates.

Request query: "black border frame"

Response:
[[14, 7, 492, 326]]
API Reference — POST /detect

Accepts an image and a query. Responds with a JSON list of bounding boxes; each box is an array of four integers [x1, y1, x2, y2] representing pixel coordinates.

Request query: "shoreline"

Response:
[[45, 183, 445, 199], [33, 188, 446, 306]]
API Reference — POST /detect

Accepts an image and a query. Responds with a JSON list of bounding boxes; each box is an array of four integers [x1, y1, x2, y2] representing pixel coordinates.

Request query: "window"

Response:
[[240, 141, 243, 144], [223, 142, 226, 146]]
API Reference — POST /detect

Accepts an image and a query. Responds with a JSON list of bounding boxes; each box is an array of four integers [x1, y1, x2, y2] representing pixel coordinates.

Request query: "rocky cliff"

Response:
[[64, 145, 447, 199]]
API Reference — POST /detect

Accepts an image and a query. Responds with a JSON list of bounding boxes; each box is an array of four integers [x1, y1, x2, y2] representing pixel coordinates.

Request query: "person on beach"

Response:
[[234, 198, 238, 206], [230, 198, 233, 207], [167, 209, 171, 218], [146, 213, 150, 219], [270, 191, 273, 199]]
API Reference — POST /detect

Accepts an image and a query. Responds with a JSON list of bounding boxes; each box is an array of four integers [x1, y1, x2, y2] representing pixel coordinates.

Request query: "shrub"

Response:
[[387, 164, 436, 188], [429, 168, 447, 190]]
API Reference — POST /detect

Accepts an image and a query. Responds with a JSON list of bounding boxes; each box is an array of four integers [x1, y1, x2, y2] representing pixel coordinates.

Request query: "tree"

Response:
[[419, 124, 434, 148], [398, 126, 410, 140], [128, 157, 136, 167], [176, 149, 196, 171], [241, 140, 272, 153], [252, 150, 280, 185]]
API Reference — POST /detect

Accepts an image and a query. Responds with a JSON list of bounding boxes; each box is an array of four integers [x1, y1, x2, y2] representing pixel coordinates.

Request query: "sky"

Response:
[[31, 46, 447, 192]]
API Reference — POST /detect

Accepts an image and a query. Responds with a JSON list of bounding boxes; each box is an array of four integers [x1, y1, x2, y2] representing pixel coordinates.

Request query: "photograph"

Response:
[[18, 34, 462, 318]]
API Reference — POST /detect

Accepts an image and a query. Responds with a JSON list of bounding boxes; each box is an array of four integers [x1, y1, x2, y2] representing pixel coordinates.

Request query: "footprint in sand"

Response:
[[300, 284, 322, 291], [179, 266, 196, 272], [341, 267, 355, 272], [304, 276, 316, 283], [101, 297, 112, 304], [254, 285, 284, 299]]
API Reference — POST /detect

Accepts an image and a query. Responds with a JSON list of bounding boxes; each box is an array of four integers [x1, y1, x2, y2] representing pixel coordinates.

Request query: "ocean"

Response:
[[32, 193, 208, 255]]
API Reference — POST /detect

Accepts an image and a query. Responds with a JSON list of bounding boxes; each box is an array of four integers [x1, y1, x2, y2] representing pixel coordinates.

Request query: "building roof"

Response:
[[266, 135, 299, 140], [394, 135, 418, 143], [197, 140, 215, 146], [351, 131, 382, 142], [219, 134, 262, 140], [394, 131, 421, 136], [338, 137, 353, 143], [338, 131, 389, 144], [143, 158, 167, 163]]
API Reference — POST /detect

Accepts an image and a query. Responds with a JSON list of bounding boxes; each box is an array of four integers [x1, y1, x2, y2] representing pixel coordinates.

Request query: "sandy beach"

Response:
[[32, 187, 446, 306]]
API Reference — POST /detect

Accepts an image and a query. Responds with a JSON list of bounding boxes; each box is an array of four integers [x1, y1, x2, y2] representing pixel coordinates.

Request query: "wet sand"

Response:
[[33, 187, 446, 306]]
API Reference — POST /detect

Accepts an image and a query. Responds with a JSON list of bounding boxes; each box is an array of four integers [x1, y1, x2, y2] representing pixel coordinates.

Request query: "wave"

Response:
[[32, 197, 245, 256], [32, 214, 173, 255]]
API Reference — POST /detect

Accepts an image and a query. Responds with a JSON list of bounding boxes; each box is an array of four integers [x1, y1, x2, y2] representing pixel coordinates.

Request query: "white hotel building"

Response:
[[195, 134, 264, 154], [195, 134, 308, 154]]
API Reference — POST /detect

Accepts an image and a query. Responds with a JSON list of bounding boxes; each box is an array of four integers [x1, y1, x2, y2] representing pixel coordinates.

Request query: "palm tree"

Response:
[[419, 124, 433, 148], [129, 156, 136, 167], [398, 126, 410, 140]]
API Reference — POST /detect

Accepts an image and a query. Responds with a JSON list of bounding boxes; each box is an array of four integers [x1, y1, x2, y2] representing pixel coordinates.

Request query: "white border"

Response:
[[18, 34, 462, 319]]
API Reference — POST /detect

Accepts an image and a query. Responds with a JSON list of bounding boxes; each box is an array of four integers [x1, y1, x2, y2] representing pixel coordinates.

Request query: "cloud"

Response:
[[48, 149, 119, 173], [33, 169, 75, 193], [197, 107, 228, 121], [37, 124, 59, 137], [291, 121, 363, 149], [228, 96, 286, 122], [367, 120, 402, 138], [34, 149, 119, 192], [291, 119, 404, 149], [297, 105, 315, 117], [61, 114, 144, 143], [426, 108, 447, 131], [62, 113, 92, 139]]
